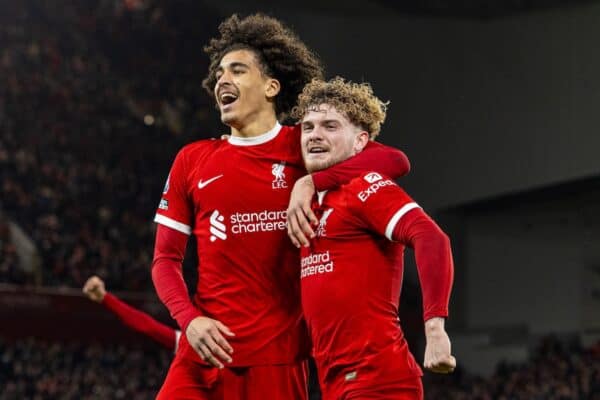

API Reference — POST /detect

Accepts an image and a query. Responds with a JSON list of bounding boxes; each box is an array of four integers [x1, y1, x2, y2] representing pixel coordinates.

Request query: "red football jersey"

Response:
[[155, 123, 309, 366], [300, 171, 423, 389]]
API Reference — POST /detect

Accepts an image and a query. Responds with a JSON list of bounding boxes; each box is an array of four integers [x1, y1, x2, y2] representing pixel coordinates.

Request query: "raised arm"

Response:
[[103, 293, 177, 351], [83, 276, 177, 351]]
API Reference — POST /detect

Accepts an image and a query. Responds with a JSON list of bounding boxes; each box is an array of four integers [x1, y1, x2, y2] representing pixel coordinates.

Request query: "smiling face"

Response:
[[213, 49, 280, 133], [301, 104, 369, 173]]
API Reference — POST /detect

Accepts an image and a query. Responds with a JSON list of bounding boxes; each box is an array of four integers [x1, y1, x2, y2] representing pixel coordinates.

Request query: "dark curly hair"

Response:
[[202, 13, 324, 120]]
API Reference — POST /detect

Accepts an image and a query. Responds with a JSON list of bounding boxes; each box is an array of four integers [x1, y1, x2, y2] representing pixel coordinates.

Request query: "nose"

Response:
[[307, 126, 324, 141], [214, 76, 231, 97]]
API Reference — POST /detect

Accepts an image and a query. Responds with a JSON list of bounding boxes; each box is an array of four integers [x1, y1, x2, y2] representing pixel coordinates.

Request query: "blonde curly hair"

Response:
[[291, 77, 387, 139]]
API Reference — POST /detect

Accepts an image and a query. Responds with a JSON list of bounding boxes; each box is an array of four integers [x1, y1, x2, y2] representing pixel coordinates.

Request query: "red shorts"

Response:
[[156, 354, 308, 400], [322, 375, 423, 400]]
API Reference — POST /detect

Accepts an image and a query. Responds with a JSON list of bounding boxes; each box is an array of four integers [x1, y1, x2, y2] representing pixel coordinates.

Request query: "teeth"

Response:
[[220, 93, 238, 104]]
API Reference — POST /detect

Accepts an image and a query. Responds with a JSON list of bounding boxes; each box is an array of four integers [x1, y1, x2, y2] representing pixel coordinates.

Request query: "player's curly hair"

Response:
[[202, 13, 324, 120], [291, 77, 388, 139]]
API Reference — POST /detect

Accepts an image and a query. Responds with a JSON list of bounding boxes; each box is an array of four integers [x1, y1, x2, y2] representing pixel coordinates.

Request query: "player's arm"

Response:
[[152, 224, 234, 368], [348, 174, 455, 373], [390, 206, 456, 374], [313, 140, 410, 190], [153, 147, 235, 368], [103, 293, 178, 351], [287, 141, 410, 247], [82, 276, 178, 351]]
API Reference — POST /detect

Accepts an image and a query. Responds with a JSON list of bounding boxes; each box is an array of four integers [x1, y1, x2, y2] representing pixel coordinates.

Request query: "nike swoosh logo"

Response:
[[198, 175, 223, 189]]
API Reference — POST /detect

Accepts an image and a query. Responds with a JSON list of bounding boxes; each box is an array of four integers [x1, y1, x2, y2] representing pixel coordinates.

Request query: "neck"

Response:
[[230, 109, 278, 138]]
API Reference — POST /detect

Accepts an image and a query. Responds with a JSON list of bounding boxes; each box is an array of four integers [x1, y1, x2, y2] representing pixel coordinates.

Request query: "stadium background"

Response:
[[1, 0, 599, 398]]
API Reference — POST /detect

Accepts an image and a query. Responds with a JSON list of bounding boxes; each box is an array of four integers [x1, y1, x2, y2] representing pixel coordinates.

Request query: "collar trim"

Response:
[[228, 122, 282, 146]]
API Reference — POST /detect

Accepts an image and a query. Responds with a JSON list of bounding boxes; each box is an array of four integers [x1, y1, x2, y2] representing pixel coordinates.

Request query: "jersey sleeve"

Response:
[[102, 292, 177, 351], [154, 148, 193, 235], [347, 172, 421, 239], [311, 141, 410, 191], [347, 173, 453, 321]]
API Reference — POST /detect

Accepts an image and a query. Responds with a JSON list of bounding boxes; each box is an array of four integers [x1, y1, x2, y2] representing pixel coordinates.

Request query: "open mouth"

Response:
[[219, 92, 238, 106], [308, 146, 328, 154]]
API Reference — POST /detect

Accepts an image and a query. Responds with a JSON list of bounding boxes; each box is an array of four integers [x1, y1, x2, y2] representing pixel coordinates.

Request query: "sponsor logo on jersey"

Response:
[[358, 179, 395, 202], [198, 174, 223, 189], [208, 209, 288, 242], [230, 210, 287, 234], [301, 251, 334, 278], [158, 198, 168, 210], [162, 174, 170, 194], [271, 162, 287, 189], [364, 172, 383, 184], [209, 210, 227, 242], [315, 208, 334, 237]]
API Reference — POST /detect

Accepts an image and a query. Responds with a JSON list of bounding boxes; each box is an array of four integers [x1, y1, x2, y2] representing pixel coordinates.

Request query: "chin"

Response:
[[220, 113, 238, 127], [305, 159, 331, 173]]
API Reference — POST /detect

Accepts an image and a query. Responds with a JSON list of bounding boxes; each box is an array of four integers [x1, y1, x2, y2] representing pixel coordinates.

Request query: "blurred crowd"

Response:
[[0, 216, 24, 284], [0, 0, 221, 290], [0, 337, 170, 399], [424, 336, 600, 400]]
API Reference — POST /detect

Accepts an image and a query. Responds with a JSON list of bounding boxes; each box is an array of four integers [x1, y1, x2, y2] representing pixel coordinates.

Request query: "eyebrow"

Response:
[[217, 62, 250, 71], [301, 118, 341, 127]]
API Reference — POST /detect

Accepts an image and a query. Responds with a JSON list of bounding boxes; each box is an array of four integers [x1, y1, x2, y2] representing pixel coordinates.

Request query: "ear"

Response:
[[354, 131, 370, 153], [265, 78, 281, 99]]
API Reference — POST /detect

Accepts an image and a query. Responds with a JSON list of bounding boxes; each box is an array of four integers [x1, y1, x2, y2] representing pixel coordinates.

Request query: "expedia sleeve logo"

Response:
[[364, 172, 383, 184], [358, 179, 395, 202]]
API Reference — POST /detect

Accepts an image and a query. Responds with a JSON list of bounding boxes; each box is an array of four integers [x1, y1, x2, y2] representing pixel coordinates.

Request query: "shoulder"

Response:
[[177, 138, 227, 161], [281, 124, 301, 139], [345, 172, 397, 193], [340, 171, 405, 206], [180, 138, 226, 154]]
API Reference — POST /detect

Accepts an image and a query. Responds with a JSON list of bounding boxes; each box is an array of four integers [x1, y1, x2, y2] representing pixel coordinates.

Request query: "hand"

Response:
[[286, 175, 318, 248], [424, 317, 456, 373], [82, 276, 106, 303], [186, 316, 235, 369]]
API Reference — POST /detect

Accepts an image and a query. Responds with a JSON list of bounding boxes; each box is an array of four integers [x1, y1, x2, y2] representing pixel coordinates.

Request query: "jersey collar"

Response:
[[228, 122, 282, 146]]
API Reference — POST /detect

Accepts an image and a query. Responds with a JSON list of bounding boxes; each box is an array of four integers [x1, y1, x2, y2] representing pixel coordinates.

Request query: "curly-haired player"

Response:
[[296, 77, 456, 399], [202, 14, 323, 122], [152, 14, 412, 399], [292, 76, 388, 140]]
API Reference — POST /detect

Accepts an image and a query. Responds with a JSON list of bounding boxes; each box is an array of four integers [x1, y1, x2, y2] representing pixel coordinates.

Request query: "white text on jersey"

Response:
[[358, 179, 395, 202], [230, 210, 287, 234], [301, 251, 334, 278]]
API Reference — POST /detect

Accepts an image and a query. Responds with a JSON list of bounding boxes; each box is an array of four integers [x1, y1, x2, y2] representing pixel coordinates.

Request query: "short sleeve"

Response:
[[154, 148, 193, 235], [347, 172, 421, 240]]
